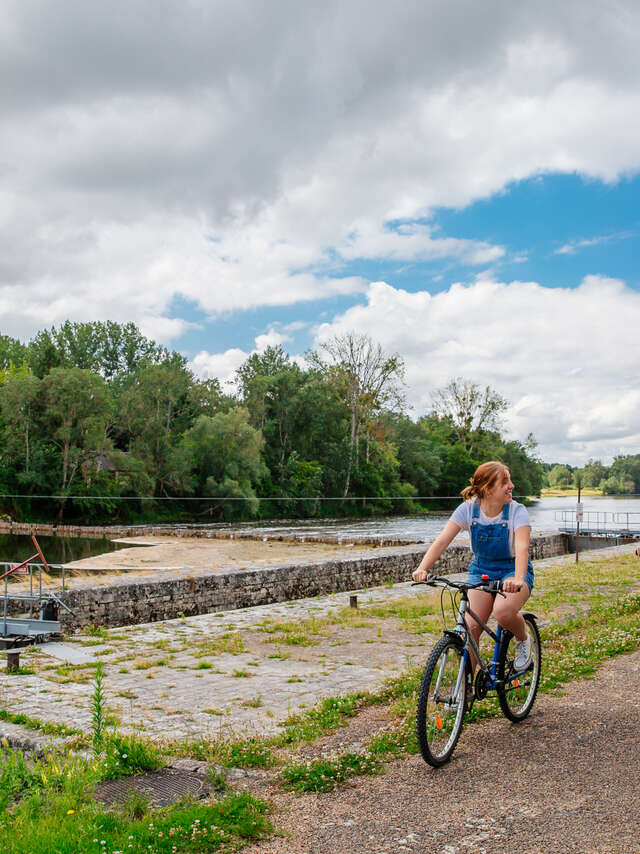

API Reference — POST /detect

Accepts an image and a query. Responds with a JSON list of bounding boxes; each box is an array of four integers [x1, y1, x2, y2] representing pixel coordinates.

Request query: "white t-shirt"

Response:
[[449, 498, 531, 558]]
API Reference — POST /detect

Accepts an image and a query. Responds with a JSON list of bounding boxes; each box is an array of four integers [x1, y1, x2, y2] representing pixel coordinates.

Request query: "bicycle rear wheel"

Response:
[[497, 614, 541, 722], [416, 635, 468, 767]]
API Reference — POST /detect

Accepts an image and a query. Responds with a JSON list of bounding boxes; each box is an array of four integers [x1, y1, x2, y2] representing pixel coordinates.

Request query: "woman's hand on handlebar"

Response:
[[502, 577, 525, 594], [412, 567, 432, 582]]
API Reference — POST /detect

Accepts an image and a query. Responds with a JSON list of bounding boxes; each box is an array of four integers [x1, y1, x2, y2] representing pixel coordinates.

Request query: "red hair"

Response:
[[460, 461, 509, 501]]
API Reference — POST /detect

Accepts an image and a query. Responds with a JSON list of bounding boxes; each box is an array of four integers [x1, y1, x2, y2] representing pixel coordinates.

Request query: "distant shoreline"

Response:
[[540, 487, 603, 498]]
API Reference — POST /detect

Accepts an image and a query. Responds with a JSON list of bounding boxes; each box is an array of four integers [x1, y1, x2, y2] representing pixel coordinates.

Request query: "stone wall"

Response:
[[54, 532, 569, 630]]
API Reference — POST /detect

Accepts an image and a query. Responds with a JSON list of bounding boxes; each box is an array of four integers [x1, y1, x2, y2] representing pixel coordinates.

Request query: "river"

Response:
[[218, 494, 640, 543]]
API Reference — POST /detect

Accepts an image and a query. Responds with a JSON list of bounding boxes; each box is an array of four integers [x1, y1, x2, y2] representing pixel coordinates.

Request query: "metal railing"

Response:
[[555, 510, 640, 536], [1, 536, 73, 639]]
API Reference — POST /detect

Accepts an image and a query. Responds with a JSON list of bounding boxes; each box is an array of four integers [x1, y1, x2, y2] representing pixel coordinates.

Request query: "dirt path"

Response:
[[245, 649, 640, 854]]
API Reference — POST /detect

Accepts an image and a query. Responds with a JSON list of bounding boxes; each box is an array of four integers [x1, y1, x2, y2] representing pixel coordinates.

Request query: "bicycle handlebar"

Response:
[[411, 575, 507, 597]]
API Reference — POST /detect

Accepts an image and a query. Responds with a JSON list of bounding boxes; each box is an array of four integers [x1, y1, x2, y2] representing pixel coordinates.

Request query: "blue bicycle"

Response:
[[414, 574, 541, 767]]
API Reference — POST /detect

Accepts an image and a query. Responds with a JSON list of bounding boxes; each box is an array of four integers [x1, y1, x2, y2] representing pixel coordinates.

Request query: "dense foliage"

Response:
[[0, 323, 544, 524], [545, 456, 640, 494]]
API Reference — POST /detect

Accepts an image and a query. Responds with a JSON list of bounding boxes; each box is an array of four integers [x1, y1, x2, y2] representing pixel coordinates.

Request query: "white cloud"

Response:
[[311, 275, 640, 464], [1, 2, 640, 343], [336, 222, 504, 265], [190, 348, 247, 390], [554, 231, 634, 255], [190, 324, 300, 389], [255, 328, 290, 351]]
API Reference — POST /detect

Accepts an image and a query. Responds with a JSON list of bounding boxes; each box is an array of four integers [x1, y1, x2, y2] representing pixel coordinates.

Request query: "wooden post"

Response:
[[6, 651, 20, 672], [349, 595, 358, 608]]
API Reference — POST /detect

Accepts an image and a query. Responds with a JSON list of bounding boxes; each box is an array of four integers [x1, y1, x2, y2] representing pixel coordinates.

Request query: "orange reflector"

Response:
[[513, 679, 520, 688], [435, 716, 443, 730]]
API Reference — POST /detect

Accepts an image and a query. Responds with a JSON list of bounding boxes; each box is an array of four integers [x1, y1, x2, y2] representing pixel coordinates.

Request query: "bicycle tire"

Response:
[[416, 635, 468, 767], [497, 614, 541, 722]]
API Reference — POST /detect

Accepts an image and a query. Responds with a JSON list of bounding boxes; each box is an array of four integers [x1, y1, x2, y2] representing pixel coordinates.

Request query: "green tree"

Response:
[[42, 367, 112, 521], [609, 455, 640, 493], [382, 414, 442, 498], [579, 459, 608, 488], [176, 409, 267, 519], [0, 334, 28, 370], [0, 365, 43, 486], [548, 464, 573, 488], [431, 378, 508, 455], [308, 333, 405, 497], [115, 360, 195, 494], [600, 475, 633, 495], [27, 321, 170, 379]]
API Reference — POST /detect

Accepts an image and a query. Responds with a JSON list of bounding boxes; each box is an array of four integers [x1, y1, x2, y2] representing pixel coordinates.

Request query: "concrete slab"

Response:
[[39, 641, 96, 664]]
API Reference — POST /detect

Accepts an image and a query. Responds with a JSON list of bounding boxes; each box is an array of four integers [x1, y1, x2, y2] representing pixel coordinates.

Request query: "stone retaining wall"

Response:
[[52, 532, 568, 630]]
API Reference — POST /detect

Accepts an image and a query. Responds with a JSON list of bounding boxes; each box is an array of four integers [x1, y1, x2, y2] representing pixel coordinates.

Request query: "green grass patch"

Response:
[[0, 709, 80, 739], [97, 732, 165, 781], [279, 750, 383, 793], [278, 693, 370, 745], [0, 744, 272, 854]]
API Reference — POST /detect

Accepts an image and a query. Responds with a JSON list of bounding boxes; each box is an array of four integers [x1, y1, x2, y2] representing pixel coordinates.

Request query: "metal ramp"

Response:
[[1, 535, 74, 645]]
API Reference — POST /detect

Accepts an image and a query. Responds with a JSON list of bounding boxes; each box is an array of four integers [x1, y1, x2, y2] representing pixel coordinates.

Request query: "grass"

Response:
[[0, 748, 272, 854], [0, 662, 271, 853], [280, 750, 383, 793], [0, 709, 80, 739]]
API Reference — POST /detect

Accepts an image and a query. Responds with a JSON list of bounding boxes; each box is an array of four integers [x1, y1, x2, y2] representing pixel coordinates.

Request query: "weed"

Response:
[[90, 661, 106, 754], [280, 751, 382, 793], [4, 666, 35, 676], [85, 624, 109, 638], [98, 732, 164, 780]]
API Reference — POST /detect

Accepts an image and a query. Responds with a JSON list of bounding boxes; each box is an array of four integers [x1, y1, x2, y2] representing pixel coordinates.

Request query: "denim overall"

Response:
[[468, 502, 534, 591]]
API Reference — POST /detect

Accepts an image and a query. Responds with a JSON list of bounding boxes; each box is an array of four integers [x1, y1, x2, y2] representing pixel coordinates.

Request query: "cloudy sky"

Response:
[[2, 1, 640, 464]]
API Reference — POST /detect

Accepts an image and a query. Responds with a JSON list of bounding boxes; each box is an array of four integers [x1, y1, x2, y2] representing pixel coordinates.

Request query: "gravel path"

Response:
[[245, 648, 640, 854]]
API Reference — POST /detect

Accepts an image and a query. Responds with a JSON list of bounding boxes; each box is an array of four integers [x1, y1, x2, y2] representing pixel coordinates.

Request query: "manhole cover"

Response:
[[95, 767, 209, 808]]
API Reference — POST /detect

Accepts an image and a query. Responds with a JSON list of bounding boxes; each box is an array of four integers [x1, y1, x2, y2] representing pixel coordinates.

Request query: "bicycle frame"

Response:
[[449, 594, 505, 692]]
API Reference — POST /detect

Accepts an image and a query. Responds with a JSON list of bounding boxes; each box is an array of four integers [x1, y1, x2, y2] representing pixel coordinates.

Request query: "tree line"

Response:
[[0, 321, 544, 524], [545, 457, 640, 495]]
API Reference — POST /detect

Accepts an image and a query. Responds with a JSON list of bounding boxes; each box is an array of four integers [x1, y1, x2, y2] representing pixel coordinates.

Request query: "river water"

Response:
[[0, 535, 133, 566], [2, 496, 639, 563], [219, 495, 640, 543]]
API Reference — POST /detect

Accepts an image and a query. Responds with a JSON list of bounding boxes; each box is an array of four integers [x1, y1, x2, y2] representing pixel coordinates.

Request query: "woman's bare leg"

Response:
[[492, 584, 531, 641], [465, 589, 494, 670]]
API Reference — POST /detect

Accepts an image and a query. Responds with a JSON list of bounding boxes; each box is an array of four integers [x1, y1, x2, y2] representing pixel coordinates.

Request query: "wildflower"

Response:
[[1, 737, 8, 748], [66, 809, 75, 815]]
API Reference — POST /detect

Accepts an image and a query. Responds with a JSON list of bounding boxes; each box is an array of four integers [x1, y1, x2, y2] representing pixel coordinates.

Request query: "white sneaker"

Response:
[[514, 635, 532, 671]]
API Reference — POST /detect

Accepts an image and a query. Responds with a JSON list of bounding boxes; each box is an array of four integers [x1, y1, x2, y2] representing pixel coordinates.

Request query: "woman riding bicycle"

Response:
[[412, 461, 533, 672]]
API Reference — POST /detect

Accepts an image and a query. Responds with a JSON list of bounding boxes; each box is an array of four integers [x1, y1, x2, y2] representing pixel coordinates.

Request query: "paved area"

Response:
[[1, 542, 637, 751]]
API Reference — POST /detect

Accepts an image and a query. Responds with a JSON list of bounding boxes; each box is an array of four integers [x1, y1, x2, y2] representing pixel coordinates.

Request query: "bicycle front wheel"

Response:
[[416, 635, 468, 767], [497, 614, 541, 722]]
